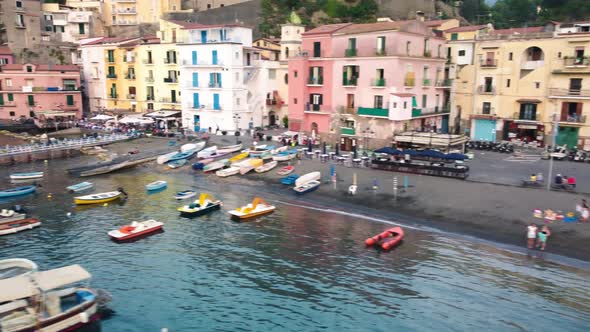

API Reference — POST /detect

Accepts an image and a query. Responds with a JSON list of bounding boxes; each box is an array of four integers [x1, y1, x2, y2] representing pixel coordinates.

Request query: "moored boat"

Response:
[[0, 185, 36, 198], [277, 166, 294, 175], [180, 141, 206, 153], [229, 152, 249, 163], [0, 263, 101, 331], [217, 144, 243, 154], [168, 159, 188, 168], [273, 149, 298, 161], [9, 172, 43, 180], [365, 227, 404, 250], [281, 174, 299, 185], [0, 258, 38, 279], [168, 149, 198, 162], [178, 193, 222, 218], [293, 171, 321, 195], [216, 166, 241, 177], [0, 218, 41, 236], [74, 191, 124, 205], [238, 158, 263, 175], [157, 151, 177, 164], [192, 158, 214, 170], [197, 146, 217, 159], [203, 159, 229, 172], [228, 197, 275, 220], [66, 182, 94, 193], [175, 190, 197, 200], [249, 145, 275, 158], [145, 180, 167, 191], [255, 160, 278, 173], [108, 219, 164, 241]]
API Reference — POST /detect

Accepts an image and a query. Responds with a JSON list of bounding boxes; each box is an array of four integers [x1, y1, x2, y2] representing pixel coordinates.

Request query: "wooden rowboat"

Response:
[[74, 191, 123, 205]]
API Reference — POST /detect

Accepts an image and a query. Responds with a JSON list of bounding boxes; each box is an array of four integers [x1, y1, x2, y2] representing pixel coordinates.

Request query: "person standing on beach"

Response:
[[536, 226, 551, 251], [527, 223, 538, 249]]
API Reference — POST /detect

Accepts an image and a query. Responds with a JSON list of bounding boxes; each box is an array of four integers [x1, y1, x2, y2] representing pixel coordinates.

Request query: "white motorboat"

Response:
[[157, 151, 177, 164], [197, 146, 218, 159], [216, 166, 241, 177], [255, 160, 278, 173], [180, 141, 206, 153]]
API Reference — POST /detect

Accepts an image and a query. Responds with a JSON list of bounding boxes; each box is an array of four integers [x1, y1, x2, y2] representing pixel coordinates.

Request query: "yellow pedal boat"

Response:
[[228, 197, 275, 220]]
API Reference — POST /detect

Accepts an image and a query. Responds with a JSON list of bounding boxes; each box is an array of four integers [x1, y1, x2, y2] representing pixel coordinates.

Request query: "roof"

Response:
[[165, 20, 244, 30], [337, 21, 406, 34], [445, 25, 488, 33], [36, 265, 91, 291], [144, 110, 181, 118], [0, 275, 38, 302], [82, 36, 138, 46], [303, 23, 352, 35], [254, 38, 280, 45], [490, 26, 545, 35], [517, 99, 542, 103], [424, 19, 454, 27], [0, 64, 79, 71], [0, 46, 12, 55]]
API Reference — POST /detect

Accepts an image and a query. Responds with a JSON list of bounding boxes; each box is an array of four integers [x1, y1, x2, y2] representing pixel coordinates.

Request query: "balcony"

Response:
[[371, 78, 386, 87], [107, 58, 115, 63], [266, 99, 278, 106], [564, 56, 590, 67], [146, 95, 154, 101], [424, 50, 432, 58], [143, 59, 154, 65], [182, 59, 223, 66], [358, 107, 389, 118], [342, 78, 357, 87], [345, 48, 357, 57], [404, 78, 415, 87], [108, 94, 118, 99], [163, 77, 178, 83], [512, 112, 540, 122], [307, 77, 323, 85], [341, 127, 355, 136], [375, 48, 387, 56], [477, 85, 496, 94], [435, 79, 453, 88], [127, 94, 136, 100], [412, 107, 450, 118], [472, 107, 496, 118], [560, 114, 586, 124], [480, 59, 497, 68], [124, 56, 135, 63], [208, 82, 222, 88], [549, 88, 590, 98], [422, 79, 431, 87], [304, 104, 331, 114], [163, 58, 177, 64], [159, 97, 179, 104], [116, 9, 137, 14], [521, 60, 544, 70], [145, 77, 154, 83], [106, 74, 117, 79], [124, 74, 135, 80]]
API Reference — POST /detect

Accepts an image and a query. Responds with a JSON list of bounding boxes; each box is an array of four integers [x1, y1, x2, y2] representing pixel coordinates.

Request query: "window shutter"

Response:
[[319, 94, 323, 105]]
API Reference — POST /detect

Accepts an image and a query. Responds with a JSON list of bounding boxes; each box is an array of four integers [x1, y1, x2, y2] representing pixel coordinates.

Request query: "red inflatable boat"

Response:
[[365, 227, 404, 250]]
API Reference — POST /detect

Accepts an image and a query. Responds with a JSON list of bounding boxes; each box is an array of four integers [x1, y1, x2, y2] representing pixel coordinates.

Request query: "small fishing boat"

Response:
[[0, 208, 27, 224], [0, 218, 41, 236], [74, 191, 124, 205], [192, 158, 214, 170], [9, 172, 44, 180], [168, 149, 198, 162], [175, 190, 197, 200], [277, 166, 294, 175], [216, 166, 241, 177], [0, 185, 36, 198], [108, 219, 164, 241], [365, 227, 404, 250], [66, 182, 94, 193], [228, 197, 275, 220], [178, 193, 222, 218], [168, 159, 187, 168], [273, 149, 298, 161], [255, 160, 278, 173], [293, 171, 321, 195], [157, 151, 178, 164], [0, 258, 38, 278], [249, 145, 275, 158], [280, 174, 299, 185], [145, 180, 167, 191], [217, 144, 243, 154], [229, 152, 249, 163], [203, 159, 229, 172], [197, 146, 217, 159], [181, 141, 206, 153], [239, 159, 263, 175]]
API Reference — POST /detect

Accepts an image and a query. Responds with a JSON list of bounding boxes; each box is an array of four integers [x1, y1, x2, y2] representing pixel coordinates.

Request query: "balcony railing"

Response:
[[521, 60, 544, 70], [560, 114, 586, 123], [109, 94, 118, 99], [480, 59, 497, 68], [512, 112, 540, 121], [307, 77, 323, 85], [266, 99, 278, 106], [163, 77, 178, 83], [143, 59, 154, 65], [375, 48, 387, 56], [473, 107, 496, 117], [423, 79, 431, 86], [159, 97, 178, 104], [146, 95, 154, 101], [208, 82, 222, 88], [304, 104, 331, 113], [145, 77, 154, 83], [124, 74, 135, 80], [404, 78, 415, 87], [107, 57, 115, 63], [163, 58, 177, 64], [564, 56, 590, 67], [341, 127, 355, 136], [435, 79, 453, 87], [477, 85, 496, 94], [124, 56, 135, 63], [549, 88, 590, 97], [413, 106, 450, 117], [372, 78, 386, 87], [342, 78, 358, 86], [126, 94, 136, 100], [182, 59, 224, 66], [358, 107, 389, 118], [345, 48, 357, 57], [106, 74, 117, 79]]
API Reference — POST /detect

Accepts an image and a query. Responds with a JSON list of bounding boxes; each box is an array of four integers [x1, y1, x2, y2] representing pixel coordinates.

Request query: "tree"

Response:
[[491, 0, 540, 28], [460, 0, 490, 24]]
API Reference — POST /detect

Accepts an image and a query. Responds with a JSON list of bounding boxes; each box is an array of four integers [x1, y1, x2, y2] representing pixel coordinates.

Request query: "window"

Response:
[[406, 41, 411, 55], [376, 36, 386, 55], [63, 79, 77, 90], [403, 101, 407, 109], [268, 69, 276, 79], [16, 1, 23, 9], [235, 52, 239, 59], [508, 52, 513, 61], [342, 65, 359, 86], [0, 94, 3, 106], [5, 79, 12, 87], [0, 58, 7, 65], [78, 23, 85, 35], [66, 95, 74, 106], [44, 15, 52, 21], [7, 93, 13, 102], [26, 66, 32, 72], [313, 41, 321, 57], [450, 33, 458, 41], [310, 94, 323, 111], [147, 103, 154, 110], [482, 102, 491, 114], [294, 70, 298, 78], [294, 98, 297, 104], [107, 50, 114, 62], [535, 82, 540, 89], [506, 79, 511, 88], [458, 50, 466, 56], [374, 96, 384, 109], [16, 14, 25, 27], [393, 102, 397, 108], [237, 98, 240, 106], [422, 95, 427, 108], [9, 111, 15, 116], [284, 73, 288, 84], [235, 72, 239, 82], [107, 66, 115, 77], [520, 103, 537, 120], [27, 95, 35, 106], [558, 52, 562, 58]]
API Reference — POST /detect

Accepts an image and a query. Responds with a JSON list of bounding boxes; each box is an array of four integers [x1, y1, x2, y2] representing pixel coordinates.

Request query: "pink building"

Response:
[[0, 46, 14, 65], [0, 63, 82, 125], [288, 20, 450, 150]]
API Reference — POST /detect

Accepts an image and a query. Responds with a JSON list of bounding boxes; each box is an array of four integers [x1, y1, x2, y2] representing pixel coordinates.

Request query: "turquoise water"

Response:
[[1, 160, 589, 331]]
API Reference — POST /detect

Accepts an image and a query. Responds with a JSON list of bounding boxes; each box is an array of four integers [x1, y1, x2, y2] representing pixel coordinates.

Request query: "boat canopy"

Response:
[[36, 265, 91, 291], [0, 275, 38, 302]]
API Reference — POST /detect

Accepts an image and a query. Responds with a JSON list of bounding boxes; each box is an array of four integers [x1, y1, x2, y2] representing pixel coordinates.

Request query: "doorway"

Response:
[[193, 115, 200, 132], [346, 94, 355, 113]]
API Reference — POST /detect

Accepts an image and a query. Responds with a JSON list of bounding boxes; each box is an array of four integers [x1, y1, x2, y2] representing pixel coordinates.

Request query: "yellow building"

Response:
[[253, 38, 280, 61], [453, 21, 590, 148], [104, 0, 182, 26]]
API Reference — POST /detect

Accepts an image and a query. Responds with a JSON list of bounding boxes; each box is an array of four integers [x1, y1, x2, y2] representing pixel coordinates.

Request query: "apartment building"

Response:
[[104, 0, 182, 27]]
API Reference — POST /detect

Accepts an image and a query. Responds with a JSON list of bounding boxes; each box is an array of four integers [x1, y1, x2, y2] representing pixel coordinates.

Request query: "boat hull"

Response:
[[109, 225, 163, 241], [229, 209, 274, 220], [175, 191, 197, 200], [0, 218, 41, 235], [74, 192, 121, 205], [9, 299, 99, 332], [365, 227, 404, 250], [0, 185, 36, 198], [146, 183, 167, 191], [9, 172, 43, 180], [179, 203, 221, 218], [294, 181, 320, 195], [67, 182, 94, 193]]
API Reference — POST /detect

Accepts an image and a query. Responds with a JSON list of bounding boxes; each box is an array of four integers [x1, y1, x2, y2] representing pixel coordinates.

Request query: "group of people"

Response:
[[554, 174, 576, 188], [526, 223, 551, 251]]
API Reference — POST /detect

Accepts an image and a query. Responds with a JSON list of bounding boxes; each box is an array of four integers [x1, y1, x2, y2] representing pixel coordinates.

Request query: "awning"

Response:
[[145, 110, 181, 118], [36, 265, 91, 291], [119, 115, 155, 124], [36, 111, 77, 118], [0, 275, 38, 302], [90, 114, 114, 121], [517, 99, 542, 103]]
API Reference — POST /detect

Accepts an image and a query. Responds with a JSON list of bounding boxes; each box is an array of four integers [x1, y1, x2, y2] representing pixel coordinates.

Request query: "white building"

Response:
[[178, 24, 279, 132]]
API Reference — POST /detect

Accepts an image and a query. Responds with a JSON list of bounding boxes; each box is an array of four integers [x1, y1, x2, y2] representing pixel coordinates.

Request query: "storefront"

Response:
[[472, 118, 496, 141], [145, 110, 181, 131], [556, 126, 579, 148], [505, 121, 545, 146]]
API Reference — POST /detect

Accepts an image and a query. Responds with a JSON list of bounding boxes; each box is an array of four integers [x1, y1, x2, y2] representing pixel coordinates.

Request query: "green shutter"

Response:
[[7, 93, 13, 101], [78, 23, 85, 35], [0, 94, 4, 106], [66, 95, 74, 106], [28, 95, 34, 106]]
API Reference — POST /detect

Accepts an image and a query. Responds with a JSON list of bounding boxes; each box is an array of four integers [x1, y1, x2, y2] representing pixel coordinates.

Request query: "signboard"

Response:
[[518, 124, 538, 130]]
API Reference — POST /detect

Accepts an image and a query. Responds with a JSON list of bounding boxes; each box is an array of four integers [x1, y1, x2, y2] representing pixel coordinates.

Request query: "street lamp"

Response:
[[361, 127, 375, 154], [547, 113, 558, 191], [233, 113, 241, 143]]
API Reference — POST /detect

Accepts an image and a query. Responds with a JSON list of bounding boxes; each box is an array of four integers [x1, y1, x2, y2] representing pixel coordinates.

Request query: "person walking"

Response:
[[568, 175, 576, 188], [536, 225, 551, 251], [527, 223, 538, 249]]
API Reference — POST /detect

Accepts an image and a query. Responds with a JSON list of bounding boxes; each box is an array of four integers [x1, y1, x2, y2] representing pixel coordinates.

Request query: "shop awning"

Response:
[[90, 114, 114, 121], [145, 110, 181, 118], [119, 115, 155, 124], [517, 99, 542, 103]]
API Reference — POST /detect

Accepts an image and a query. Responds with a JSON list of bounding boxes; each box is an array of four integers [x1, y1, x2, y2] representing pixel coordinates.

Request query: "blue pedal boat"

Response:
[[0, 185, 37, 198], [66, 182, 94, 193], [280, 174, 300, 185], [145, 180, 167, 191]]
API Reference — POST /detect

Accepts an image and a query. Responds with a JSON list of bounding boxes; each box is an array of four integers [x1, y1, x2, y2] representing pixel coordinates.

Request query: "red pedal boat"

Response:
[[108, 219, 163, 241], [365, 226, 404, 250]]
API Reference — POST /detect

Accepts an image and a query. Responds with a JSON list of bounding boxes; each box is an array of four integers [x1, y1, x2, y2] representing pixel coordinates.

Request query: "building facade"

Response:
[[0, 63, 82, 124], [288, 20, 448, 150], [103, 0, 182, 27]]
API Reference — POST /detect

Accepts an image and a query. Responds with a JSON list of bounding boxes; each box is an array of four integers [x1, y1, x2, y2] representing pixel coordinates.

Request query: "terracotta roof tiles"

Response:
[[303, 23, 352, 35]]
